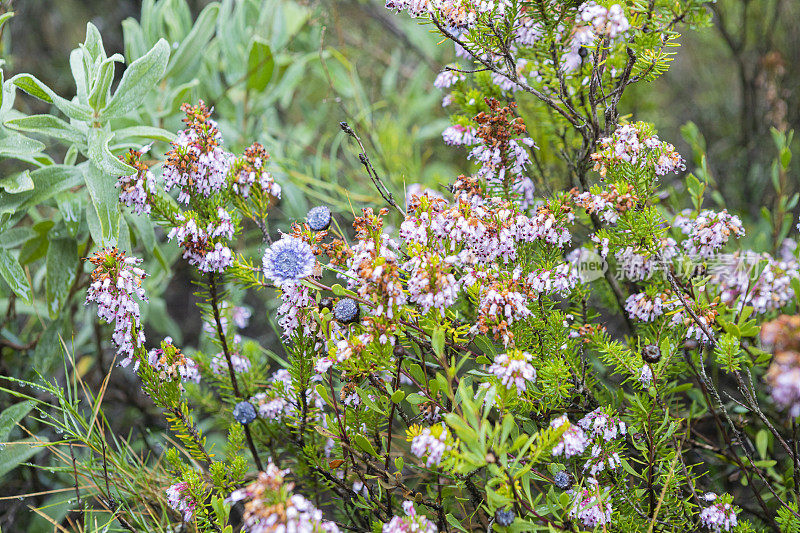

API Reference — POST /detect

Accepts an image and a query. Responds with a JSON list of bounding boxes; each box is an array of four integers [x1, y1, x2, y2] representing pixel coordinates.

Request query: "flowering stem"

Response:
[[207, 272, 264, 472]]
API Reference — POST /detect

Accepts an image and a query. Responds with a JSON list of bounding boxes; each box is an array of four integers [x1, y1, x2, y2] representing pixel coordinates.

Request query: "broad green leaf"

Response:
[[5, 114, 85, 145], [0, 227, 36, 249], [45, 239, 78, 317], [0, 248, 31, 301], [353, 434, 379, 458], [0, 440, 48, 479], [114, 125, 176, 143], [18, 221, 52, 265], [69, 48, 90, 102], [756, 430, 769, 459], [82, 22, 106, 62], [0, 401, 34, 441], [432, 327, 445, 358], [246, 38, 274, 91], [0, 165, 84, 217], [121, 18, 147, 63], [0, 131, 46, 156], [56, 193, 83, 237], [9, 74, 93, 121], [0, 12, 14, 37], [126, 212, 156, 252], [88, 54, 124, 111], [390, 390, 405, 403], [88, 128, 134, 175], [166, 3, 220, 81], [100, 39, 170, 120], [0, 170, 33, 193], [84, 163, 120, 247]]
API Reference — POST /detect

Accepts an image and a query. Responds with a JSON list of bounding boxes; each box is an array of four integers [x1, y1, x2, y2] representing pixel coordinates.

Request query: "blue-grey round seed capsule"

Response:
[[495, 507, 516, 527], [333, 298, 360, 324], [642, 344, 661, 364], [232, 401, 257, 425], [306, 206, 332, 231], [554, 470, 573, 490]]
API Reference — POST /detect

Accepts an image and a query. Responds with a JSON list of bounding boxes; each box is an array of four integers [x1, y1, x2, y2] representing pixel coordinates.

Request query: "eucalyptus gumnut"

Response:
[[642, 344, 661, 364], [495, 507, 516, 527], [232, 401, 257, 425], [306, 205, 332, 231], [333, 298, 360, 324], [554, 470, 573, 490]]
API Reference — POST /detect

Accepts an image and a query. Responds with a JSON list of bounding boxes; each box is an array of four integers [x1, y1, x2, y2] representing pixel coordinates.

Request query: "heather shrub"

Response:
[[2, 1, 800, 532]]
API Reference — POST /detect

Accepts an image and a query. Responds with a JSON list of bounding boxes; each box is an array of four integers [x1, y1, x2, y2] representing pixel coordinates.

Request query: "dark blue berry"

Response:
[[333, 298, 360, 324], [495, 507, 516, 527], [642, 344, 661, 364], [554, 470, 573, 490], [232, 401, 257, 425], [306, 206, 332, 231]]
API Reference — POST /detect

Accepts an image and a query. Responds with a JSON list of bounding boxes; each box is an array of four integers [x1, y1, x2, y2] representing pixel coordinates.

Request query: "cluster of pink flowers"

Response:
[[714, 251, 799, 314], [147, 337, 200, 384], [85, 248, 148, 367], [382, 501, 438, 533], [166, 482, 197, 521], [385, 0, 506, 29], [676, 209, 745, 258], [404, 250, 460, 315], [401, 197, 573, 274], [410, 425, 452, 468], [250, 369, 324, 421], [345, 233, 407, 320], [469, 136, 535, 186], [527, 263, 581, 295], [569, 483, 612, 528], [276, 281, 318, 337], [162, 102, 232, 204], [699, 494, 738, 531], [433, 68, 464, 89], [590, 122, 686, 178], [762, 316, 800, 417], [167, 211, 234, 272], [117, 147, 156, 215], [227, 459, 339, 533], [229, 142, 282, 200], [442, 124, 478, 146], [580, 409, 626, 476], [488, 350, 536, 393], [579, 2, 629, 38], [614, 241, 678, 281], [626, 291, 717, 342], [210, 353, 251, 375], [624, 291, 677, 322], [579, 408, 627, 440], [550, 414, 589, 458]]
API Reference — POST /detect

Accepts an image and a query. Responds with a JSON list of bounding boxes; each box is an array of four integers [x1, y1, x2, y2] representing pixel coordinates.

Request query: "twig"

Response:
[[339, 121, 405, 217], [208, 272, 264, 471]]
